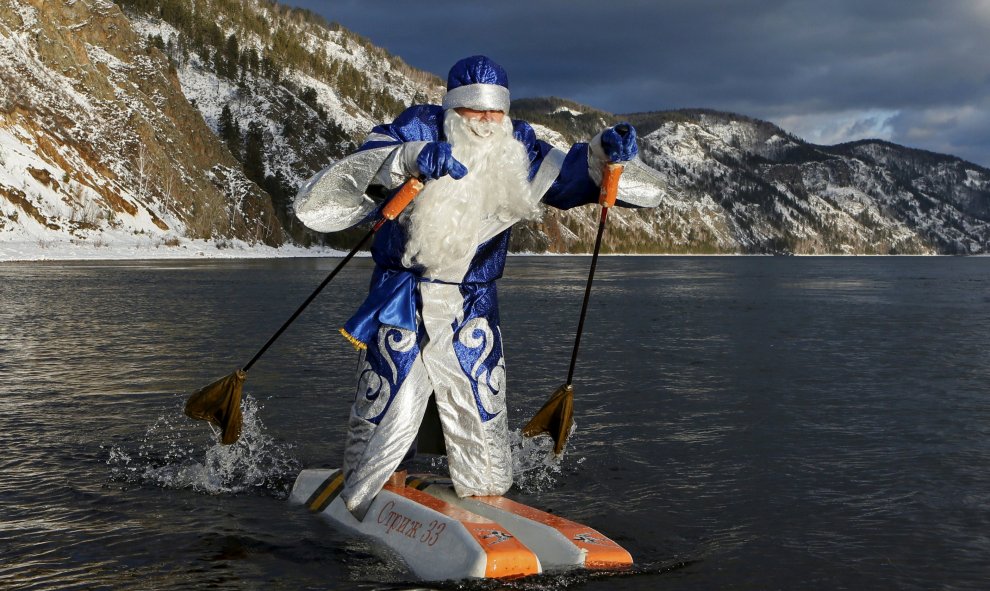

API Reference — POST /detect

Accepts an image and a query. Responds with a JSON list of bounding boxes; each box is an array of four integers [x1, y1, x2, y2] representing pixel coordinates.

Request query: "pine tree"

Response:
[[264, 170, 291, 218], [247, 48, 260, 73], [218, 104, 241, 159], [243, 120, 266, 185], [224, 34, 239, 79]]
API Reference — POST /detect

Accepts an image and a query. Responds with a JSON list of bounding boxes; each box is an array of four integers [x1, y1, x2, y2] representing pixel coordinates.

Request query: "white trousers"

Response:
[[340, 283, 512, 518]]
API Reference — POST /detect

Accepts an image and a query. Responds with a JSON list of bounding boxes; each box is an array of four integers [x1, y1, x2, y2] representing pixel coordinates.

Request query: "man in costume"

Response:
[[294, 55, 660, 519]]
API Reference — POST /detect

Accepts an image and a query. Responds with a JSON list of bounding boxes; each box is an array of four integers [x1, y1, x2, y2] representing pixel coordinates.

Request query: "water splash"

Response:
[[106, 394, 300, 498], [407, 425, 577, 494], [509, 423, 577, 493]]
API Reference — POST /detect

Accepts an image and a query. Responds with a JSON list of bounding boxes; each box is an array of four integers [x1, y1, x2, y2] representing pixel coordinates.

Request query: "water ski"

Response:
[[289, 469, 632, 581]]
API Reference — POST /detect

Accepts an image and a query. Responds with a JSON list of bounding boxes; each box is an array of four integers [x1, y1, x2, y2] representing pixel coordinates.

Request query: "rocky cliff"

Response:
[[0, 0, 284, 250]]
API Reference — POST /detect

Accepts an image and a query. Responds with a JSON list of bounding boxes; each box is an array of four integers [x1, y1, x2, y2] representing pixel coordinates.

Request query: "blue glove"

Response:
[[415, 142, 468, 180], [600, 123, 638, 162]]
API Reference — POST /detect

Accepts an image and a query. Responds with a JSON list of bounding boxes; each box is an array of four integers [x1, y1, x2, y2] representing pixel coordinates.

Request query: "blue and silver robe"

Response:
[[294, 105, 661, 517]]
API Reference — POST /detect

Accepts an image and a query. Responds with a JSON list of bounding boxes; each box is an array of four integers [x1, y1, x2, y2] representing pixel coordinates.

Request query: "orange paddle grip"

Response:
[[599, 162, 624, 208], [381, 178, 425, 220]]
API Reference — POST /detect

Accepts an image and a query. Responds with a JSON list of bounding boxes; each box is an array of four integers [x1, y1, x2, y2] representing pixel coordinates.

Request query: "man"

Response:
[[295, 55, 655, 519]]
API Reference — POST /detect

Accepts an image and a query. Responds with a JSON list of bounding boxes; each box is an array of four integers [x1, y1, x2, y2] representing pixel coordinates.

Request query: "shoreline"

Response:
[[0, 239, 977, 264], [0, 238, 348, 262]]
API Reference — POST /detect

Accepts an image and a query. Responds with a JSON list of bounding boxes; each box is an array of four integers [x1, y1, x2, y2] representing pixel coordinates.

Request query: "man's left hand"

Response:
[[600, 123, 638, 162]]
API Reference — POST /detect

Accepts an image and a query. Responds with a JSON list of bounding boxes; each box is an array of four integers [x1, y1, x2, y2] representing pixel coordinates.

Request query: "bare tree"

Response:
[[135, 142, 150, 203]]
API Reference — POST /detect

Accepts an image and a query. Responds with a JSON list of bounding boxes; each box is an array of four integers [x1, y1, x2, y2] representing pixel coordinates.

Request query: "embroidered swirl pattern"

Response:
[[355, 327, 416, 424], [456, 317, 505, 422]]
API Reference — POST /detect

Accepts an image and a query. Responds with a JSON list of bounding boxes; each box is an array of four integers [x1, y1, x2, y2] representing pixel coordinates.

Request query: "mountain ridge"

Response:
[[1, 0, 987, 256]]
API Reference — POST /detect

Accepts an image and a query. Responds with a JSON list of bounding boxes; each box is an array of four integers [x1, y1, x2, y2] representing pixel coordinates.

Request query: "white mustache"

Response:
[[465, 117, 499, 138]]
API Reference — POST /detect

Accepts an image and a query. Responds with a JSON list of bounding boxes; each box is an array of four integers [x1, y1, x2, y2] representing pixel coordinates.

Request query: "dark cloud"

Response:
[[285, 0, 990, 166]]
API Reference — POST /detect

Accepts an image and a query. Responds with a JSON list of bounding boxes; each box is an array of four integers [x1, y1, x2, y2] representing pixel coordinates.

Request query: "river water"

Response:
[[1, 256, 988, 590]]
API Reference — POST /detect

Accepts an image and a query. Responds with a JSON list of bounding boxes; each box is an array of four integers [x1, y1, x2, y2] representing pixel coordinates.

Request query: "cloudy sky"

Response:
[[285, 0, 990, 167]]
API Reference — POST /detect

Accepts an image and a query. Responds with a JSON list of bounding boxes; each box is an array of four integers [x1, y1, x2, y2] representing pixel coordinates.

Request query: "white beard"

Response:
[[401, 110, 542, 280]]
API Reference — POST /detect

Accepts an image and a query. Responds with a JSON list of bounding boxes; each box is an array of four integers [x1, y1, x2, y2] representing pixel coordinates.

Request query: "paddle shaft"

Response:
[[242, 178, 424, 372], [242, 227, 372, 372], [564, 163, 623, 385], [565, 207, 609, 385]]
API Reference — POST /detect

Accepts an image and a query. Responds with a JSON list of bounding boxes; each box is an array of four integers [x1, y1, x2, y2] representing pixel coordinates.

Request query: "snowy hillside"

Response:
[[118, 0, 448, 249], [0, 0, 286, 257], [513, 103, 990, 254], [1, 0, 987, 259], [0, 0, 443, 258], [630, 111, 990, 254], [127, 3, 443, 193]]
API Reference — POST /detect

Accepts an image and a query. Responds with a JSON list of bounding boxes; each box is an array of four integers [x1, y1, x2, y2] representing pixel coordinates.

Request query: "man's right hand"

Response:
[[415, 142, 468, 180]]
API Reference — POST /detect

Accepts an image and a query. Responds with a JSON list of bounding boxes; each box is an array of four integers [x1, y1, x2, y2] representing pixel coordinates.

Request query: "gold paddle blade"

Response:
[[521, 384, 574, 456], [184, 370, 246, 445]]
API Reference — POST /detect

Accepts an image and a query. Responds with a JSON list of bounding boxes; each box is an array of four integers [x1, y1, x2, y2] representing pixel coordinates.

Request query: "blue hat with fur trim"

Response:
[[442, 55, 510, 113]]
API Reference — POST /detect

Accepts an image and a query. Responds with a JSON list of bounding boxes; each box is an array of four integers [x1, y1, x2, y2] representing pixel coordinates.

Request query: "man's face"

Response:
[[453, 108, 505, 124], [452, 107, 506, 139]]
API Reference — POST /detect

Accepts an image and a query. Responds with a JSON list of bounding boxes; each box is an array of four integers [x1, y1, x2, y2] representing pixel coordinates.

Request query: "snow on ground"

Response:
[[0, 239, 347, 261], [551, 106, 583, 116], [528, 123, 568, 150]]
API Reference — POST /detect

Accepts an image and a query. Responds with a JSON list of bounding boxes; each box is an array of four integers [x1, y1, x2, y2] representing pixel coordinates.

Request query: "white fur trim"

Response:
[[398, 141, 430, 178], [442, 84, 510, 113], [532, 148, 567, 202]]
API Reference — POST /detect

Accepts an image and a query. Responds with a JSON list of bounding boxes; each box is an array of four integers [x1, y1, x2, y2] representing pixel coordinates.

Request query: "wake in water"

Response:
[[420, 559, 695, 591], [106, 394, 300, 498]]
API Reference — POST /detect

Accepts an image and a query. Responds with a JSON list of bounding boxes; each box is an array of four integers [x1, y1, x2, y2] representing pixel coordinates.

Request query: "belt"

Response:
[[341, 266, 499, 350]]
